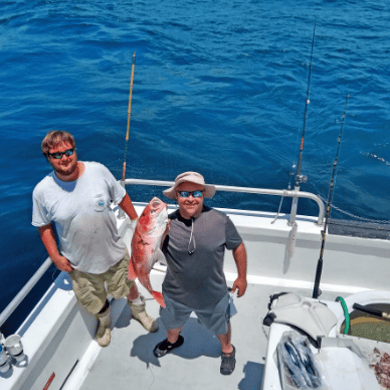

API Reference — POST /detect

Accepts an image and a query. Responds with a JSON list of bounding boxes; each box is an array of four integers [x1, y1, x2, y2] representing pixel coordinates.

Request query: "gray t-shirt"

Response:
[[162, 206, 242, 309], [32, 161, 127, 274]]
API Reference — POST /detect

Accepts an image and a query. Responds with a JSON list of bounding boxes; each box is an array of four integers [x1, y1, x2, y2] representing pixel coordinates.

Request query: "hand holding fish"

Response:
[[130, 217, 138, 231], [161, 219, 171, 245]]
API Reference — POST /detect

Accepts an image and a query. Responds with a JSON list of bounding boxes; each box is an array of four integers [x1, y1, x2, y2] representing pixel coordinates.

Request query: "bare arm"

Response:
[[119, 193, 138, 221], [231, 242, 247, 297], [38, 224, 74, 272]]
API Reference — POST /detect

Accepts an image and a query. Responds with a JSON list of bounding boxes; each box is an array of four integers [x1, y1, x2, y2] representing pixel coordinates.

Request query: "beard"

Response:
[[54, 160, 78, 177]]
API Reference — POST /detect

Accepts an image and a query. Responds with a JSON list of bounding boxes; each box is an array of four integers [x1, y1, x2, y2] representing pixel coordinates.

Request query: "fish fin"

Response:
[[152, 291, 166, 308], [128, 257, 138, 280], [147, 248, 167, 271], [155, 248, 167, 266]]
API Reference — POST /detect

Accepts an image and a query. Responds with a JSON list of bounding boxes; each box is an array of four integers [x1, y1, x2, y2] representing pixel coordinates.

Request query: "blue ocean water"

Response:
[[1, 0, 390, 333]]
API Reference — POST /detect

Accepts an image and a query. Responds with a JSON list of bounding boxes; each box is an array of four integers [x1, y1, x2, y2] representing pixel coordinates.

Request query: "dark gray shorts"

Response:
[[160, 293, 230, 335]]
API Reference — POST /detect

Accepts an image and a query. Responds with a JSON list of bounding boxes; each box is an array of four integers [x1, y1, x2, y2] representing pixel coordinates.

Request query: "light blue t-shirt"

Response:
[[32, 161, 127, 274]]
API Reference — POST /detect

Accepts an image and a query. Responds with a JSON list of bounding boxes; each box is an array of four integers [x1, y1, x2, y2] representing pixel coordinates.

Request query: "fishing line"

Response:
[[312, 94, 349, 299], [121, 52, 136, 182], [289, 19, 316, 224], [294, 19, 316, 185]]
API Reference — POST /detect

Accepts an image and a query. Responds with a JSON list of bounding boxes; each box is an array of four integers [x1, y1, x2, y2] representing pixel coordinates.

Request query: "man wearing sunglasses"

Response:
[[153, 171, 247, 376], [32, 130, 158, 348]]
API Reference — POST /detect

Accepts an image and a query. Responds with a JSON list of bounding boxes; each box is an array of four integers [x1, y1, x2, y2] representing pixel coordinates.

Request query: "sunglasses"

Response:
[[47, 148, 76, 159], [178, 190, 203, 198]]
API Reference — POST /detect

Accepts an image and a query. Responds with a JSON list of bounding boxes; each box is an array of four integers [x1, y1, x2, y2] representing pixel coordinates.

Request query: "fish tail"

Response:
[[152, 291, 166, 308], [128, 258, 138, 280]]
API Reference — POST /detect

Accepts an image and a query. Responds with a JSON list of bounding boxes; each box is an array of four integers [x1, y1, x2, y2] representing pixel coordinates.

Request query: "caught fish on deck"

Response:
[[128, 197, 168, 307]]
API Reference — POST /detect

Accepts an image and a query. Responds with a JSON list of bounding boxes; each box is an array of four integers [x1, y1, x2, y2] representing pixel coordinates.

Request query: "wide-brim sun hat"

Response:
[[163, 171, 216, 200]]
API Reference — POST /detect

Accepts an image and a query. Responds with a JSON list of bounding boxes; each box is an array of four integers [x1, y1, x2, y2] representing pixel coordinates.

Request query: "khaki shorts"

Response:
[[69, 251, 134, 315]]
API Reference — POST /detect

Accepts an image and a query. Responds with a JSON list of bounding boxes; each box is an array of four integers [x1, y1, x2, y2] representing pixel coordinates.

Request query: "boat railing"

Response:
[[0, 178, 324, 331], [0, 257, 53, 329], [121, 178, 325, 225]]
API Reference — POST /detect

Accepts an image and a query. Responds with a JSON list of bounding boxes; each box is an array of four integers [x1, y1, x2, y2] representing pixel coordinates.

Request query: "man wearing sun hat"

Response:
[[153, 171, 247, 375]]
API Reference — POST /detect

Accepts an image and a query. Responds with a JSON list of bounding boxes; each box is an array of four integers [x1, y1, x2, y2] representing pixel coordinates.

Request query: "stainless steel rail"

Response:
[[122, 178, 325, 225], [0, 257, 53, 328]]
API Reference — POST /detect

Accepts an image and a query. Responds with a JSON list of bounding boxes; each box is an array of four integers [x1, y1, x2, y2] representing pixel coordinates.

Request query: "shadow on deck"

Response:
[[78, 274, 340, 390]]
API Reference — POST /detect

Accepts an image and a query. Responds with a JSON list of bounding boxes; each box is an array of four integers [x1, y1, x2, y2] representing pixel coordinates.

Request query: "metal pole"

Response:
[[0, 257, 53, 328]]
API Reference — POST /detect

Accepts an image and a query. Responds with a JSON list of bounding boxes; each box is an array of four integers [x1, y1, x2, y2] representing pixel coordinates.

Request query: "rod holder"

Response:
[[0, 332, 27, 374], [4, 334, 25, 363], [0, 334, 11, 373]]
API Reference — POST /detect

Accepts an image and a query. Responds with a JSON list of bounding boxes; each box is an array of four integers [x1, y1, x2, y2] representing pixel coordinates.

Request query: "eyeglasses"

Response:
[[47, 148, 76, 159], [178, 190, 203, 198]]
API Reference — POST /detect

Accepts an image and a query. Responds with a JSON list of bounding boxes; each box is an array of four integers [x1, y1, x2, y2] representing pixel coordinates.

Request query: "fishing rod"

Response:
[[353, 303, 390, 320], [121, 52, 136, 182], [289, 20, 316, 225], [312, 94, 349, 299]]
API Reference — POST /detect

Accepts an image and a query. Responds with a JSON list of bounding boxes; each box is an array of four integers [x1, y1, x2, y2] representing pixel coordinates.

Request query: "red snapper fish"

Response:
[[128, 197, 168, 308]]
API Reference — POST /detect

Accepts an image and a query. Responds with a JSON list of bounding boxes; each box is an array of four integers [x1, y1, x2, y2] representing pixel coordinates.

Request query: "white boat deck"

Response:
[[3, 201, 390, 390], [75, 272, 342, 390]]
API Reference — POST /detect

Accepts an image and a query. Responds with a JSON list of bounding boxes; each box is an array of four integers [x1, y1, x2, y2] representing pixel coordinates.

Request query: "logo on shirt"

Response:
[[93, 195, 106, 212]]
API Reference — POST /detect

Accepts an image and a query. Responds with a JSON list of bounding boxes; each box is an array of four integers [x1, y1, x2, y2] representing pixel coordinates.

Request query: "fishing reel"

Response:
[[295, 174, 308, 184]]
